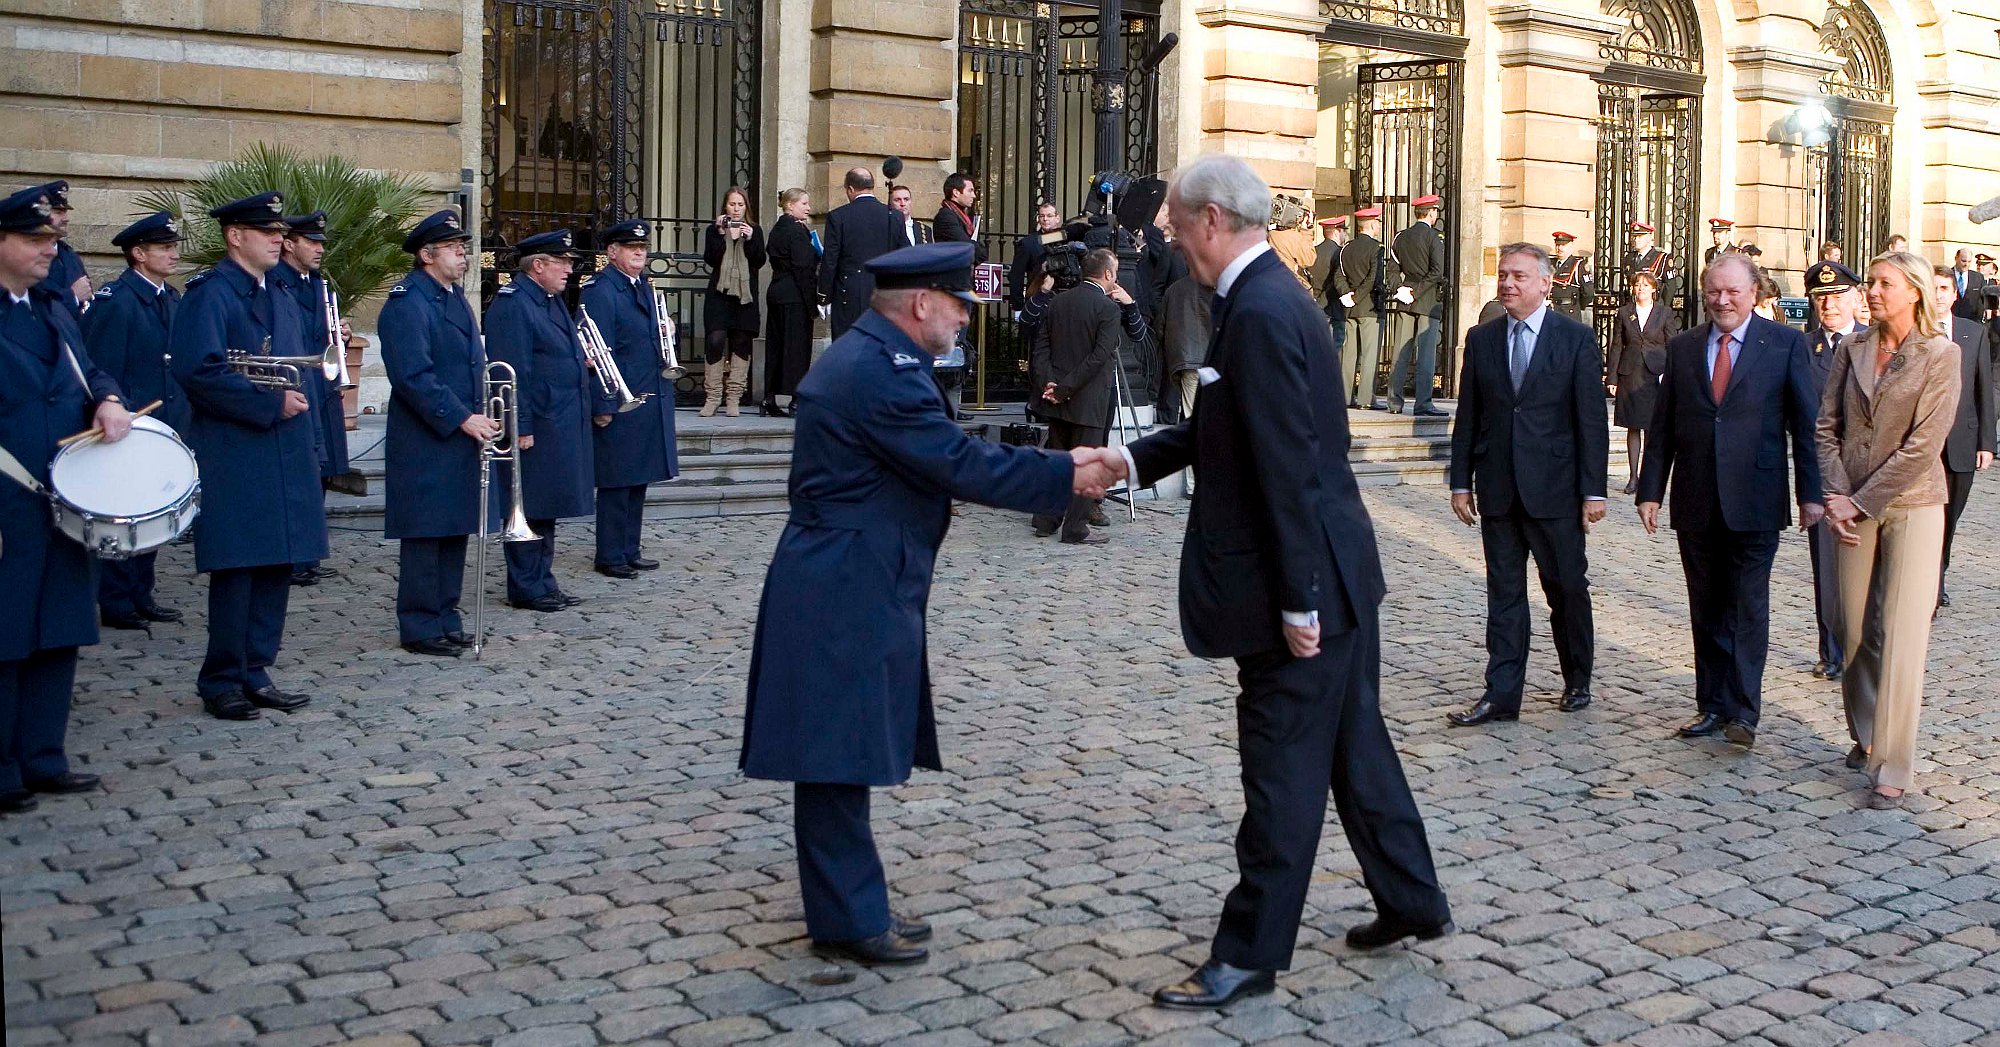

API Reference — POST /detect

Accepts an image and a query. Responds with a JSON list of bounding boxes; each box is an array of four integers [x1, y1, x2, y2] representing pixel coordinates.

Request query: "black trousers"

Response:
[[0, 647, 78, 794], [1032, 419, 1105, 541], [794, 782, 890, 942], [1214, 614, 1450, 970], [397, 536, 468, 644], [98, 551, 161, 618], [1478, 510, 1594, 710], [199, 565, 291, 700], [595, 486, 647, 568], [1940, 468, 1975, 597], [504, 519, 559, 603], [1675, 528, 1780, 727], [1806, 520, 1845, 670]]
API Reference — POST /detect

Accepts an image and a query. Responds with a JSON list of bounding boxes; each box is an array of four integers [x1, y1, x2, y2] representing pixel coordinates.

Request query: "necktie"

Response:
[[154, 288, 171, 328], [1509, 320, 1529, 391], [1711, 332, 1733, 402]]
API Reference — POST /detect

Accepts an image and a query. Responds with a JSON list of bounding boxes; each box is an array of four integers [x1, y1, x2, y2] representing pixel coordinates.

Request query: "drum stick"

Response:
[[57, 399, 163, 449]]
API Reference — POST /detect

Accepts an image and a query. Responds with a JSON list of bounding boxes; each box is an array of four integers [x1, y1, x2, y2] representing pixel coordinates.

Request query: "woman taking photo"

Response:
[[762, 188, 819, 417], [1606, 271, 1677, 494], [1816, 251, 1961, 810], [702, 186, 766, 417]]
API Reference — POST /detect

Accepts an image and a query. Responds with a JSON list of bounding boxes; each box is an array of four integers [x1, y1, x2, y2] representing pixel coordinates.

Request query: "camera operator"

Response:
[[1029, 248, 1142, 544]]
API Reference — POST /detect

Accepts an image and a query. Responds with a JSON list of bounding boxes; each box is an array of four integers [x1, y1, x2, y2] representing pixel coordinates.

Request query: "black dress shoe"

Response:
[[136, 605, 183, 623], [1723, 720, 1756, 748], [558, 592, 585, 608], [442, 631, 475, 647], [1153, 959, 1276, 1010], [1845, 745, 1868, 770], [1060, 530, 1109, 546], [628, 557, 660, 571], [26, 772, 100, 794], [1937, 590, 1952, 608], [402, 637, 462, 658], [892, 914, 932, 942], [595, 563, 639, 579], [0, 790, 38, 814], [202, 693, 261, 721], [510, 594, 567, 612], [813, 931, 927, 966], [1345, 916, 1454, 951], [1559, 686, 1592, 712], [1677, 712, 1725, 737], [100, 611, 150, 631], [1812, 660, 1830, 679], [1416, 406, 1449, 417], [309, 565, 342, 580], [289, 571, 318, 586], [245, 686, 311, 712], [1447, 700, 1517, 727], [1824, 665, 1842, 682]]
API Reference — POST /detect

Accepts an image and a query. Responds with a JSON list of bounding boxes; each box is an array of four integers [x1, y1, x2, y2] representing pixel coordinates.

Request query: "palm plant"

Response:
[[133, 143, 431, 304]]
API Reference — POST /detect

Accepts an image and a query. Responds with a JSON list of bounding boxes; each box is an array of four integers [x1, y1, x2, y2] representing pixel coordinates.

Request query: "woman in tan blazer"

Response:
[[1816, 251, 1962, 809]]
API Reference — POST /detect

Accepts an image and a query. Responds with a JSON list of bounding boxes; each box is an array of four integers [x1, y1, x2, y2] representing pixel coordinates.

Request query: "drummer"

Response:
[[84, 211, 189, 631], [0, 184, 132, 815]]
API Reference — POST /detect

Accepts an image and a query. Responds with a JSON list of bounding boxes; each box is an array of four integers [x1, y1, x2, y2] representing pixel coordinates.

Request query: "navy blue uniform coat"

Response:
[[379, 269, 486, 539], [581, 271, 679, 487], [84, 269, 188, 432], [1448, 308, 1610, 518], [37, 240, 87, 319], [739, 311, 1074, 786], [1636, 316, 1823, 530], [169, 258, 329, 572], [483, 281, 596, 520], [0, 290, 118, 658], [270, 262, 350, 477]]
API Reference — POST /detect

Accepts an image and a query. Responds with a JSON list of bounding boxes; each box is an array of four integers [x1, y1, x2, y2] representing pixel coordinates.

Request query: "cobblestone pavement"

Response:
[[7, 476, 2000, 1047]]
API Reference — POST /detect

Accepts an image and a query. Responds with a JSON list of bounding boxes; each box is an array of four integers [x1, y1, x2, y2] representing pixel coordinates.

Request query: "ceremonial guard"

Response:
[[0, 185, 129, 813], [29, 180, 91, 317], [1549, 232, 1591, 321], [1627, 222, 1674, 301], [170, 192, 327, 720], [583, 219, 679, 579], [1702, 218, 1737, 270], [1314, 215, 1348, 355], [271, 210, 348, 586], [84, 211, 188, 631], [483, 230, 595, 612], [379, 210, 492, 657], [1333, 206, 1391, 408], [1386, 195, 1448, 416]]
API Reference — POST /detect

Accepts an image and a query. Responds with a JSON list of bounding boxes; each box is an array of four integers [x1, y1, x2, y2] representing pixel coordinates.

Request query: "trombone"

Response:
[[654, 289, 686, 379], [577, 305, 647, 413], [471, 360, 539, 660]]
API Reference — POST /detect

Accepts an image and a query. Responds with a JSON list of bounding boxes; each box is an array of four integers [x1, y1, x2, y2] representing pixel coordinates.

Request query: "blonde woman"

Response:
[[1816, 251, 1962, 809]]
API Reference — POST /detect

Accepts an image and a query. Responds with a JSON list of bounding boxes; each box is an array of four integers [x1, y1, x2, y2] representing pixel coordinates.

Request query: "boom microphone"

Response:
[[882, 155, 905, 182], [1971, 194, 2000, 224], [1140, 32, 1179, 74]]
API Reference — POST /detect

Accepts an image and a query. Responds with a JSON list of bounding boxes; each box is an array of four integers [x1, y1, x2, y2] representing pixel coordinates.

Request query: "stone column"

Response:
[[1726, 47, 1843, 292], [1916, 79, 2000, 252], [806, 0, 956, 210], [1193, 0, 1321, 196], [1487, 4, 1622, 257]]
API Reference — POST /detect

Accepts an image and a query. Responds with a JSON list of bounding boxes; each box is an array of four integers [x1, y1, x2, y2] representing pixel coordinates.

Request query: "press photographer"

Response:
[[1028, 248, 1145, 544]]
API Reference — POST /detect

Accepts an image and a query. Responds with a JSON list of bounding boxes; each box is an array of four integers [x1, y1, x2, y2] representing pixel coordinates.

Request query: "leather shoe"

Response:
[[27, 772, 100, 794], [100, 610, 149, 631], [1812, 660, 1830, 679], [308, 565, 342, 580], [245, 686, 311, 712], [1345, 916, 1454, 951], [289, 570, 318, 586], [0, 790, 38, 814], [595, 563, 639, 579], [442, 631, 475, 647], [1867, 789, 1907, 810], [1153, 959, 1276, 1010], [510, 594, 567, 612], [1824, 665, 1843, 682], [628, 557, 660, 571], [1559, 686, 1592, 712], [402, 637, 462, 658], [1416, 406, 1449, 417], [1845, 745, 1867, 770], [1937, 590, 1952, 608], [1723, 720, 1756, 748], [1060, 530, 1109, 545], [136, 605, 183, 623], [892, 914, 932, 942], [813, 931, 927, 966], [1447, 700, 1517, 727], [558, 592, 586, 608], [1368, 399, 1390, 411], [1089, 508, 1110, 528], [1677, 712, 1725, 737], [202, 693, 261, 721]]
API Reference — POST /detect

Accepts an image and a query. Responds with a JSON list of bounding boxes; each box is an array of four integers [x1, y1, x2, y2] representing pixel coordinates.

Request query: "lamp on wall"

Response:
[[1792, 98, 1833, 147]]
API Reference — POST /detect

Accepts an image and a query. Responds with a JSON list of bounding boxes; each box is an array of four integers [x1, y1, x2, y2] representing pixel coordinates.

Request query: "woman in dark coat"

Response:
[[1606, 271, 1677, 493], [762, 187, 819, 416], [702, 186, 766, 416]]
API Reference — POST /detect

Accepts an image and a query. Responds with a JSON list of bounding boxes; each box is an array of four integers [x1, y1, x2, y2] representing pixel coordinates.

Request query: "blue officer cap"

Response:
[[513, 228, 579, 263], [866, 241, 980, 305], [209, 191, 288, 230], [599, 219, 650, 246], [0, 186, 61, 236], [401, 209, 471, 254], [110, 211, 183, 249], [36, 179, 72, 211], [1804, 260, 1862, 295], [285, 209, 329, 241]]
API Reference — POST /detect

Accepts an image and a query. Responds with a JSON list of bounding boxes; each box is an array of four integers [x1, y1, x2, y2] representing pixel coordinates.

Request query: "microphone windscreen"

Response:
[[882, 156, 905, 181]]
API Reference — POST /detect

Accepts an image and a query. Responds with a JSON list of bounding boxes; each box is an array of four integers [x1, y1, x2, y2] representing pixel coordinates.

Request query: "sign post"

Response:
[[968, 262, 1007, 412]]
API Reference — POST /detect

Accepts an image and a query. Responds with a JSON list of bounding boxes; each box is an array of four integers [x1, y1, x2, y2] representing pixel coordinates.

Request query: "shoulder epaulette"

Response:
[[495, 284, 516, 296], [388, 284, 409, 297], [92, 285, 116, 300], [887, 348, 926, 370]]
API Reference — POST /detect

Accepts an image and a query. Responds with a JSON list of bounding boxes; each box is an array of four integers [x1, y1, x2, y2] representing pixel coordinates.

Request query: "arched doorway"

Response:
[[1809, 0, 1894, 258], [1592, 0, 1703, 339]]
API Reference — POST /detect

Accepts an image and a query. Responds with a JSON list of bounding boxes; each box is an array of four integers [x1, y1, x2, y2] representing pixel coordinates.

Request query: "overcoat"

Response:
[[83, 268, 188, 432], [581, 270, 679, 488], [379, 268, 486, 539], [483, 280, 595, 520], [269, 262, 349, 476]]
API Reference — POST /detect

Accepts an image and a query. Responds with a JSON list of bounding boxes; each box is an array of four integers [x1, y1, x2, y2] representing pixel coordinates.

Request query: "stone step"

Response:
[[1351, 446, 1631, 487], [327, 477, 792, 522]]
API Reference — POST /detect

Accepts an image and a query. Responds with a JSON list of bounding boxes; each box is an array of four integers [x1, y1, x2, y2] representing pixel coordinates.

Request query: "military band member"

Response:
[[0, 185, 129, 813], [1334, 206, 1390, 408], [1549, 232, 1591, 321], [85, 211, 189, 631], [272, 209, 349, 587], [379, 210, 492, 658], [1386, 195, 1448, 416], [584, 219, 679, 579], [484, 230, 595, 612], [169, 192, 327, 720], [1702, 218, 1736, 270], [30, 181, 91, 318]]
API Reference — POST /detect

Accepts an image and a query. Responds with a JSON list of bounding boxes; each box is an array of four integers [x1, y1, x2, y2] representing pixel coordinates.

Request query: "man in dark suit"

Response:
[[1386, 195, 1449, 416], [1099, 154, 1450, 1010], [1007, 201, 1061, 314], [931, 173, 984, 261], [887, 185, 932, 247], [1334, 207, 1390, 407], [1444, 243, 1607, 727], [1028, 248, 1124, 543], [1637, 253, 1823, 748], [818, 168, 910, 338], [1932, 266, 1995, 608], [1951, 249, 1989, 324], [1801, 260, 1866, 680]]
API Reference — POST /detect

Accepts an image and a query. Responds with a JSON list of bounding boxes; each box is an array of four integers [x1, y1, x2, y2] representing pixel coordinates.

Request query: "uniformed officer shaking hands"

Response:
[[740, 242, 1116, 967], [483, 230, 596, 612], [169, 192, 328, 721], [86, 211, 189, 631], [0, 184, 131, 814]]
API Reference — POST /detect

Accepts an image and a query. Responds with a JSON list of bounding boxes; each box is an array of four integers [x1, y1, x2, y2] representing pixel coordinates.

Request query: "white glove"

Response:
[[1340, 292, 1356, 308], [1395, 286, 1415, 305]]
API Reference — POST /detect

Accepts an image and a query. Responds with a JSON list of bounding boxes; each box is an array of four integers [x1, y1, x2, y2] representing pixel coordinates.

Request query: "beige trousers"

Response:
[[1836, 503, 1944, 790], [1177, 370, 1200, 419]]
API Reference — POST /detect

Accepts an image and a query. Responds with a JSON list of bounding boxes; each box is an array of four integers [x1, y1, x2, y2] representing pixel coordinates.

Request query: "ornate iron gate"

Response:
[[1355, 59, 1463, 395], [481, 0, 619, 251], [1810, 118, 1891, 257], [1593, 87, 1699, 345]]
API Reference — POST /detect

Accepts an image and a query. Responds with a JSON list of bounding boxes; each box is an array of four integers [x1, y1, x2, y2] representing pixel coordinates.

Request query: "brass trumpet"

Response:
[[472, 360, 539, 660], [654, 289, 686, 379], [577, 305, 647, 413], [227, 338, 319, 390]]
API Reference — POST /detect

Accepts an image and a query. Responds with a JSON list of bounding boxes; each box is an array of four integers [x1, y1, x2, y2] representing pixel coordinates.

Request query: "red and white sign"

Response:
[[972, 262, 1006, 302]]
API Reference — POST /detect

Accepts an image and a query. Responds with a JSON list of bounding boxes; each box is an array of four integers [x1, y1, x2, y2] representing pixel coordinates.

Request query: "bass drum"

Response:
[[48, 415, 200, 559]]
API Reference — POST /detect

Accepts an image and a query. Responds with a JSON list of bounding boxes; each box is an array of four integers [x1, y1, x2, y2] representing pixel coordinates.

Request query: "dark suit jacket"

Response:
[[817, 195, 909, 335], [1636, 315, 1822, 531], [1388, 221, 1446, 317], [1608, 301, 1676, 387], [1952, 268, 1988, 322], [1332, 234, 1387, 318], [1944, 316, 1996, 472], [1029, 282, 1122, 427], [1126, 250, 1386, 658], [764, 214, 819, 307], [1447, 306, 1609, 519], [931, 205, 984, 262], [1008, 233, 1047, 310]]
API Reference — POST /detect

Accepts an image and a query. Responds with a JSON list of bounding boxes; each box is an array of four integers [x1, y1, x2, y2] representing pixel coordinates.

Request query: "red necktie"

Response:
[[1711, 332, 1732, 402]]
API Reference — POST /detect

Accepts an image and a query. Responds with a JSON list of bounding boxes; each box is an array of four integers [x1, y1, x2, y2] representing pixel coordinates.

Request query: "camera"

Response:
[[1037, 233, 1089, 291]]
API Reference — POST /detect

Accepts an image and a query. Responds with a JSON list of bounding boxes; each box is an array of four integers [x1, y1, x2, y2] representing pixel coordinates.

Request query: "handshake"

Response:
[[1068, 446, 1130, 499]]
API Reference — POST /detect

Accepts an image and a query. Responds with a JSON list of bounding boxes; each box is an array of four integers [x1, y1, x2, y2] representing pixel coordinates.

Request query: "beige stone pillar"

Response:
[[1487, 4, 1622, 257], [1193, 0, 1320, 196], [806, 0, 956, 212], [1727, 47, 1843, 292], [1916, 3, 2000, 256]]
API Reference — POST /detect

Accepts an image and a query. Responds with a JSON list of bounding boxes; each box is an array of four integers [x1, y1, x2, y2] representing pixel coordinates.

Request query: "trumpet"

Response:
[[576, 305, 647, 413], [227, 338, 320, 390], [322, 283, 349, 385], [654, 289, 685, 379], [471, 360, 539, 660]]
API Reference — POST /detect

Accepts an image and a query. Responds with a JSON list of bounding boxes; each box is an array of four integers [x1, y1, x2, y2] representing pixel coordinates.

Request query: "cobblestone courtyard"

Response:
[[6, 478, 2000, 1047]]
